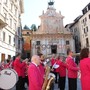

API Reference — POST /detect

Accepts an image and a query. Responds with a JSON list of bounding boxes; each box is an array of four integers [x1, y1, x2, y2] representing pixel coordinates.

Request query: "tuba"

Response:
[[42, 66, 55, 90]]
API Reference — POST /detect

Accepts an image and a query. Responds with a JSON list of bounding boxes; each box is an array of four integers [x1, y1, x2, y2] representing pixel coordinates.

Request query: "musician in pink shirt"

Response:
[[14, 53, 26, 90], [80, 48, 90, 90], [28, 55, 43, 90], [38, 53, 45, 83], [66, 49, 79, 90], [58, 56, 66, 90], [51, 54, 58, 83]]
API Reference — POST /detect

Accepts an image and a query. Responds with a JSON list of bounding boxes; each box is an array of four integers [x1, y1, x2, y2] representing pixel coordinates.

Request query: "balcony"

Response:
[[0, 13, 7, 29]]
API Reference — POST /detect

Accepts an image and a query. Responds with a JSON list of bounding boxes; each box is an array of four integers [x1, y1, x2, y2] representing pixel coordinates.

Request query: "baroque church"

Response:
[[31, 0, 74, 56]]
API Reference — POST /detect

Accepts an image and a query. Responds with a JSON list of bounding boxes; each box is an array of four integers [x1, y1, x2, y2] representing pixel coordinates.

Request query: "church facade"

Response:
[[31, 1, 75, 57]]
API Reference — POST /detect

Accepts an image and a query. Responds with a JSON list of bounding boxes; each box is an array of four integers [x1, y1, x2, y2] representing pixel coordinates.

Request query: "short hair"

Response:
[[16, 53, 21, 57], [31, 55, 39, 62], [67, 49, 71, 55], [38, 53, 43, 57], [80, 48, 89, 60]]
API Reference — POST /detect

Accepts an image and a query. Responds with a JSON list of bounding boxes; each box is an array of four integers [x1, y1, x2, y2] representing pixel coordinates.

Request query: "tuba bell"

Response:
[[45, 73, 55, 90], [42, 66, 55, 90]]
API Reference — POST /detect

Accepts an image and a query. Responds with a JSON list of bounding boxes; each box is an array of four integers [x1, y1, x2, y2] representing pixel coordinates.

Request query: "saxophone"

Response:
[[42, 66, 55, 90]]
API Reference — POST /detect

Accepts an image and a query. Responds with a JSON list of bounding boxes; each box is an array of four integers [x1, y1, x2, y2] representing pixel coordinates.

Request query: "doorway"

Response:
[[51, 45, 57, 54]]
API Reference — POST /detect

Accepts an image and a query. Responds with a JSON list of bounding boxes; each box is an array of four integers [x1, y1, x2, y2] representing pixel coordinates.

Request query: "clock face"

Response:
[[47, 11, 55, 16]]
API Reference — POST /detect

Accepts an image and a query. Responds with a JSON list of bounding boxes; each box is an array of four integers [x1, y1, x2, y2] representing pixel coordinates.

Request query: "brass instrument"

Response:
[[45, 73, 55, 90], [42, 66, 55, 90]]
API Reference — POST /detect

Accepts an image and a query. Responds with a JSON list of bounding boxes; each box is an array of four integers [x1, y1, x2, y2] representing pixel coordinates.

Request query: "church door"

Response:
[[51, 45, 57, 54]]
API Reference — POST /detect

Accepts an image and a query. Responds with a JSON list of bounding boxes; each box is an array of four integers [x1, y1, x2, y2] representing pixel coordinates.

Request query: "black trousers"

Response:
[[23, 76, 29, 87], [54, 72, 58, 83], [58, 76, 66, 90], [16, 76, 24, 90], [68, 78, 77, 90]]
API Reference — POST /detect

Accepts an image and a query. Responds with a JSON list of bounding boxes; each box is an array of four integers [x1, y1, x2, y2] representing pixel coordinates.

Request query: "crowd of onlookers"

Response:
[[0, 47, 90, 90]]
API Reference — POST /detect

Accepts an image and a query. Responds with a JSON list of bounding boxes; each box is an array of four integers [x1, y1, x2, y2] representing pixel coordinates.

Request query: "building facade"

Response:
[[79, 3, 90, 49], [65, 16, 82, 53], [22, 29, 32, 59], [0, 0, 24, 62], [31, 1, 75, 57]]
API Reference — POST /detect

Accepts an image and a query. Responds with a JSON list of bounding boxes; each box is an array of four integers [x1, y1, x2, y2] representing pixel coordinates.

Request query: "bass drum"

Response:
[[0, 69, 18, 90]]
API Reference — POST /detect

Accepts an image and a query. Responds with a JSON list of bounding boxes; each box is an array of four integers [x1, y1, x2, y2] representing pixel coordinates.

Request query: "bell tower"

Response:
[[48, 0, 55, 9]]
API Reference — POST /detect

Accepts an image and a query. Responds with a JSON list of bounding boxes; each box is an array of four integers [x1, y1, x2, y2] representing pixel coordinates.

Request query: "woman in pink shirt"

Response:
[[80, 48, 90, 90]]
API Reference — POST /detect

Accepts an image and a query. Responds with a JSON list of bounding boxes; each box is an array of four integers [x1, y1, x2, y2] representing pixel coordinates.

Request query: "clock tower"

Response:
[[31, 1, 74, 57]]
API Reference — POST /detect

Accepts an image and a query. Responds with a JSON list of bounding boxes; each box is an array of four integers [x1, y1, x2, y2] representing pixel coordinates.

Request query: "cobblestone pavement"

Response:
[[11, 78, 81, 90]]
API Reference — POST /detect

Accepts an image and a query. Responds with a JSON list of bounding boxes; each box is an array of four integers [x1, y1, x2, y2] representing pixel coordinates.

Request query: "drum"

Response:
[[0, 69, 18, 90]]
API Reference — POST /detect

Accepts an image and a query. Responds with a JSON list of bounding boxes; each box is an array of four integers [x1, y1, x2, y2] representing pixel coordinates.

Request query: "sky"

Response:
[[21, 0, 90, 28]]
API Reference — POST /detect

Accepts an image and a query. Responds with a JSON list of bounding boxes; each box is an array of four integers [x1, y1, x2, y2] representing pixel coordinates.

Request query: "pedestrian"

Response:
[[80, 48, 90, 90], [66, 49, 79, 90]]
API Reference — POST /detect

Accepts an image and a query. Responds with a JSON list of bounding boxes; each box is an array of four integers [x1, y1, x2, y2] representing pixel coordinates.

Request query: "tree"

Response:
[[31, 24, 37, 31], [23, 25, 30, 29]]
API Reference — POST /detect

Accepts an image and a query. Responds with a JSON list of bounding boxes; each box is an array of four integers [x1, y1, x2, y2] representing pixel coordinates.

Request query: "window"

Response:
[[84, 28, 85, 33], [74, 28, 77, 33], [86, 26, 88, 32], [9, 35, 11, 44], [10, 3, 13, 11], [14, 23, 16, 30], [4, 13, 7, 22], [36, 41, 40, 45], [86, 38, 89, 47], [10, 18, 12, 27], [4, 0, 8, 5], [15, 7, 17, 17], [85, 17, 87, 22], [89, 14, 90, 19], [3, 32, 5, 41], [66, 41, 69, 45], [83, 19, 84, 23], [13, 37, 15, 46], [27, 32, 29, 34], [18, 40, 20, 49]]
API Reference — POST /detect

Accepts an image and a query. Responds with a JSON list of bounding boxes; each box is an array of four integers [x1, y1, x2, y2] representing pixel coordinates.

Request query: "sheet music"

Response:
[[52, 63, 59, 69]]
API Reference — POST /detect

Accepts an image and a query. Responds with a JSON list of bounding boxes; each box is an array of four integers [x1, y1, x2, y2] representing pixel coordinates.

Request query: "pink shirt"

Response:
[[80, 58, 90, 90], [58, 60, 66, 77], [28, 63, 43, 90], [66, 56, 79, 78]]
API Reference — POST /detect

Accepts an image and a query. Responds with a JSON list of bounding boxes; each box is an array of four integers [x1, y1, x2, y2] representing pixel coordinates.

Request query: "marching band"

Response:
[[0, 48, 90, 90]]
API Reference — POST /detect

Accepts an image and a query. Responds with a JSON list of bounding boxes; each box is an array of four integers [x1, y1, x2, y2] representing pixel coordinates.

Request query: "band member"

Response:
[[58, 56, 66, 90], [28, 55, 43, 90], [38, 53, 45, 83], [51, 54, 58, 83], [23, 58, 29, 89], [80, 48, 90, 90], [66, 49, 79, 90], [13, 53, 26, 90]]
